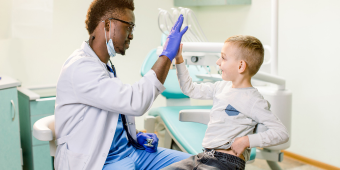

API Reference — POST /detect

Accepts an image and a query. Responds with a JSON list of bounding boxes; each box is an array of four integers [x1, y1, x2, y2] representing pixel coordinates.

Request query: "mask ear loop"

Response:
[[112, 20, 118, 53], [103, 20, 108, 44], [109, 20, 111, 40]]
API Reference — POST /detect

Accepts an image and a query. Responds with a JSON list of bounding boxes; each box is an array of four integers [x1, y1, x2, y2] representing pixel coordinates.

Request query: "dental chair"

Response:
[[145, 3, 290, 168], [141, 40, 292, 169], [141, 34, 261, 163], [32, 115, 56, 157]]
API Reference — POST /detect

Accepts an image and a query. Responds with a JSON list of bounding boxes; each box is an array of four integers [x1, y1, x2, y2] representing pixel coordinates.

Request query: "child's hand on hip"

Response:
[[231, 136, 250, 157], [175, 44, 184, 64]]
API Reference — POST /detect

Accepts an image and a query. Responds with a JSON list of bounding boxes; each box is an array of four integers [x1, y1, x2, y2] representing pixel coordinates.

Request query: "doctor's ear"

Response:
[[238, 60, 247, 74], [103, 20, 110, 31]]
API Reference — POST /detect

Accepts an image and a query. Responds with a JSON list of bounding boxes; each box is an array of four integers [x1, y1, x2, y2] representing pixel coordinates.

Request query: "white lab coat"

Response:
[[54, 42, 165, 170]]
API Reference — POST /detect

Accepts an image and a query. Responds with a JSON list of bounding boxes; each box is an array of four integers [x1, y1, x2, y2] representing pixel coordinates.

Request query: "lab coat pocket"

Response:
[[66, 148, 90, 170]]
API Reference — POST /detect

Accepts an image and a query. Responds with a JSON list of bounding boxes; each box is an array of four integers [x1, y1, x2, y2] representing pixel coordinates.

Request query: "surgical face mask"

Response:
[[104, 20, 116, 57]]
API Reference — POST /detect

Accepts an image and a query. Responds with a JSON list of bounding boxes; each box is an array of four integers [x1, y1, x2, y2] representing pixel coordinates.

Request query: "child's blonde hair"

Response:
[[225, 35, 264, 76]]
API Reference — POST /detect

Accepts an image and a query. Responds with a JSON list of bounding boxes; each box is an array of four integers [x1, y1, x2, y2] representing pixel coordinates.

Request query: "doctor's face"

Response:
[[107, 8, 135, 55], [216, 42, 240, 81]]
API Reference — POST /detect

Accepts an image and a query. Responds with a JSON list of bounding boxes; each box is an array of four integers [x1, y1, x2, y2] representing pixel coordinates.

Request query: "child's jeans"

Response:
[[161, 149, 245, 170]]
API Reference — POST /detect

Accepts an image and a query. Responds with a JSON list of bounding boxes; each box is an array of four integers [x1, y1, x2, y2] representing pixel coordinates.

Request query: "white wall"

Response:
[[191, 0, 340, 167]]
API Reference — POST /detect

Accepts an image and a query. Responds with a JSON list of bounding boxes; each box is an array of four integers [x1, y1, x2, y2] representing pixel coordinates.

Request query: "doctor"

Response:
[[54, 0, 190, 169]]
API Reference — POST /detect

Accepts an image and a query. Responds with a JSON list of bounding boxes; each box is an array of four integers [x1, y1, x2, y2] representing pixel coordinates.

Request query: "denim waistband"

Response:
[[204, 149, 245, 169]]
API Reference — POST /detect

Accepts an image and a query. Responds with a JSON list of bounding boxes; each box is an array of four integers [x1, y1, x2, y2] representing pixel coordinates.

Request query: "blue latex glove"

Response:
[[136, 132, 159, 153], [160, 14, 189, 61]]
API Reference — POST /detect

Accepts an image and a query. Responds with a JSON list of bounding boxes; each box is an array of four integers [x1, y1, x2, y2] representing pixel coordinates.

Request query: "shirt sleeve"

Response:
[[71, 57, 165, 116], [176, 62, 219, 100], [247, 99, 290, 148]]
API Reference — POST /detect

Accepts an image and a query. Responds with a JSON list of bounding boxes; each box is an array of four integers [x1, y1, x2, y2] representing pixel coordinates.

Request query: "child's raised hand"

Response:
[[175, 44, 184, 64], [230, 136, 250, 157]]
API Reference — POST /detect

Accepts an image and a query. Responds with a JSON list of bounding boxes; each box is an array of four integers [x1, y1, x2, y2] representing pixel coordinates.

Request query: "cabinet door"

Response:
[[32, 144, 53, 170], [0, 87, 22, 170]]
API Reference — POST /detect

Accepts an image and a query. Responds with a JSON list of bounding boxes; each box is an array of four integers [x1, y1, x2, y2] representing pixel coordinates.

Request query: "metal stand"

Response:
[[267, 160, 282, 170]]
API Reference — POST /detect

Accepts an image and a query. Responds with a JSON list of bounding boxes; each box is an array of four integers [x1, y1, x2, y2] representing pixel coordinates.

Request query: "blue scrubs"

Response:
[[103, 115, 191, 170], [104, 114, 135, 164]]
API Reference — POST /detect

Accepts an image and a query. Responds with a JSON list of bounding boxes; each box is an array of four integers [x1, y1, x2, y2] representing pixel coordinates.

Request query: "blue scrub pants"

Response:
[[102, 147, 191, 170]]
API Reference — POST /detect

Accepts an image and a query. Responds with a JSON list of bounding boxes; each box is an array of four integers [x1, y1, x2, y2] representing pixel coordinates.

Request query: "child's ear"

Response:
[[238, 60, 247, 73]]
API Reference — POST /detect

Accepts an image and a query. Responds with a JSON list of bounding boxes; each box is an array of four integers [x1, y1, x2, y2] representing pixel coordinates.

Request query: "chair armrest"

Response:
[[33, 115, 55, 141], [179, 109, 211, 125]]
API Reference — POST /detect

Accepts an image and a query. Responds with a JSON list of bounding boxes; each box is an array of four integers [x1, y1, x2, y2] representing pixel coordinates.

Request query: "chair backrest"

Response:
[[141, 48, 208, 99], [48, 120, 56, 140], [33, 115, 55, 141], [33, 115, 56, 156]]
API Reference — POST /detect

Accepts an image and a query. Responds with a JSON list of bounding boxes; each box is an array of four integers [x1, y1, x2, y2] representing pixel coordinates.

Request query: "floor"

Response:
[[245, 157, 323, 170]]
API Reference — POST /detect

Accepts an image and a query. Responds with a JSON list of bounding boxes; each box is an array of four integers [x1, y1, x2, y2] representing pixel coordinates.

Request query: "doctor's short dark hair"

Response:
[[85, 0, 135, 35]]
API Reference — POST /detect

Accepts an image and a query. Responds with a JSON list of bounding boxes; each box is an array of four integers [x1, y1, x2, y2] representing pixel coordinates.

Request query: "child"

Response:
[[162, 35, 289, 170]]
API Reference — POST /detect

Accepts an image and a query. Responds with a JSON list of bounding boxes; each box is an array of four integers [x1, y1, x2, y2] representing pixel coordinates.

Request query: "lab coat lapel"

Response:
[[81, 41, 97, 59], [82, 41, 136, 141], [81, 41, 115, 78]]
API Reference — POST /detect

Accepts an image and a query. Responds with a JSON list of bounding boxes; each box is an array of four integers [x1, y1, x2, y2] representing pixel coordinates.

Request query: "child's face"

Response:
[[216, 42, 240, 81]]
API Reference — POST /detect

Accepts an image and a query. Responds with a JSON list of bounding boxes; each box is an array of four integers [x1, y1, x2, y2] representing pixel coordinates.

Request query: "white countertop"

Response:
[[0, 75, 21, 90]]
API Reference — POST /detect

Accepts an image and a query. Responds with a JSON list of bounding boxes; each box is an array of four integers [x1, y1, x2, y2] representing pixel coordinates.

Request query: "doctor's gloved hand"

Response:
[[136, 132, 159, 153], [160, 14, 188, 62]]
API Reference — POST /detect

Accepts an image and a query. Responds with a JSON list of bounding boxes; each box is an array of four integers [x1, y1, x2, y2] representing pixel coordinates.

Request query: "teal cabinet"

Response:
[[0, 76, 22, 170], [18, 87, 55, 170]]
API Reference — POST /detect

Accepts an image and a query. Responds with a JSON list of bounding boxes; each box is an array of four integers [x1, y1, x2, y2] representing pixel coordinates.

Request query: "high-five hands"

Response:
[[174, 44, 184, 64], [160, 14, 188, 62]]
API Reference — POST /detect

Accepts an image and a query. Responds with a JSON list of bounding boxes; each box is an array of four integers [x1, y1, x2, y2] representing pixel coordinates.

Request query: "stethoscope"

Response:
[[108, 59, 117, 78], [107, 59, 152, 150]]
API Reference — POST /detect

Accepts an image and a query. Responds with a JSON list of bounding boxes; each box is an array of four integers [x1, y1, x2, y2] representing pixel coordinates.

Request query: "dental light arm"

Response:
[[182, 42, 223, 53]]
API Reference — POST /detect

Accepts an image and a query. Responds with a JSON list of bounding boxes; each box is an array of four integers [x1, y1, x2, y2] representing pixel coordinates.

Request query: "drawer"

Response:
[[32, 144, 53, 170], [30, 98, 55, 116], [31, 114, 53, 146]]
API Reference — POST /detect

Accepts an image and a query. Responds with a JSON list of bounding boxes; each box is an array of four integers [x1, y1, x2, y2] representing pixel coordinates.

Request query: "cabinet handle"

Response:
[[10, 100, 16, 121]]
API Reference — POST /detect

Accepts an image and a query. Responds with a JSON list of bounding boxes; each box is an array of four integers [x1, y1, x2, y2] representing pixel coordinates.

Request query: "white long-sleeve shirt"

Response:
[[176, 63, 289, 161]]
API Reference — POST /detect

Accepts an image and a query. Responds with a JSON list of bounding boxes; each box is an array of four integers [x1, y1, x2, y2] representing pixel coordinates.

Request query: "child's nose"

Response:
[[216, 58, 221, 65]]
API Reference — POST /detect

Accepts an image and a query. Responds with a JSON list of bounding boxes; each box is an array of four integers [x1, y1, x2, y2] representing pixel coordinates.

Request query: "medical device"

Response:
[[144, 138, 154, 147], [158, 7, 208, 42]]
